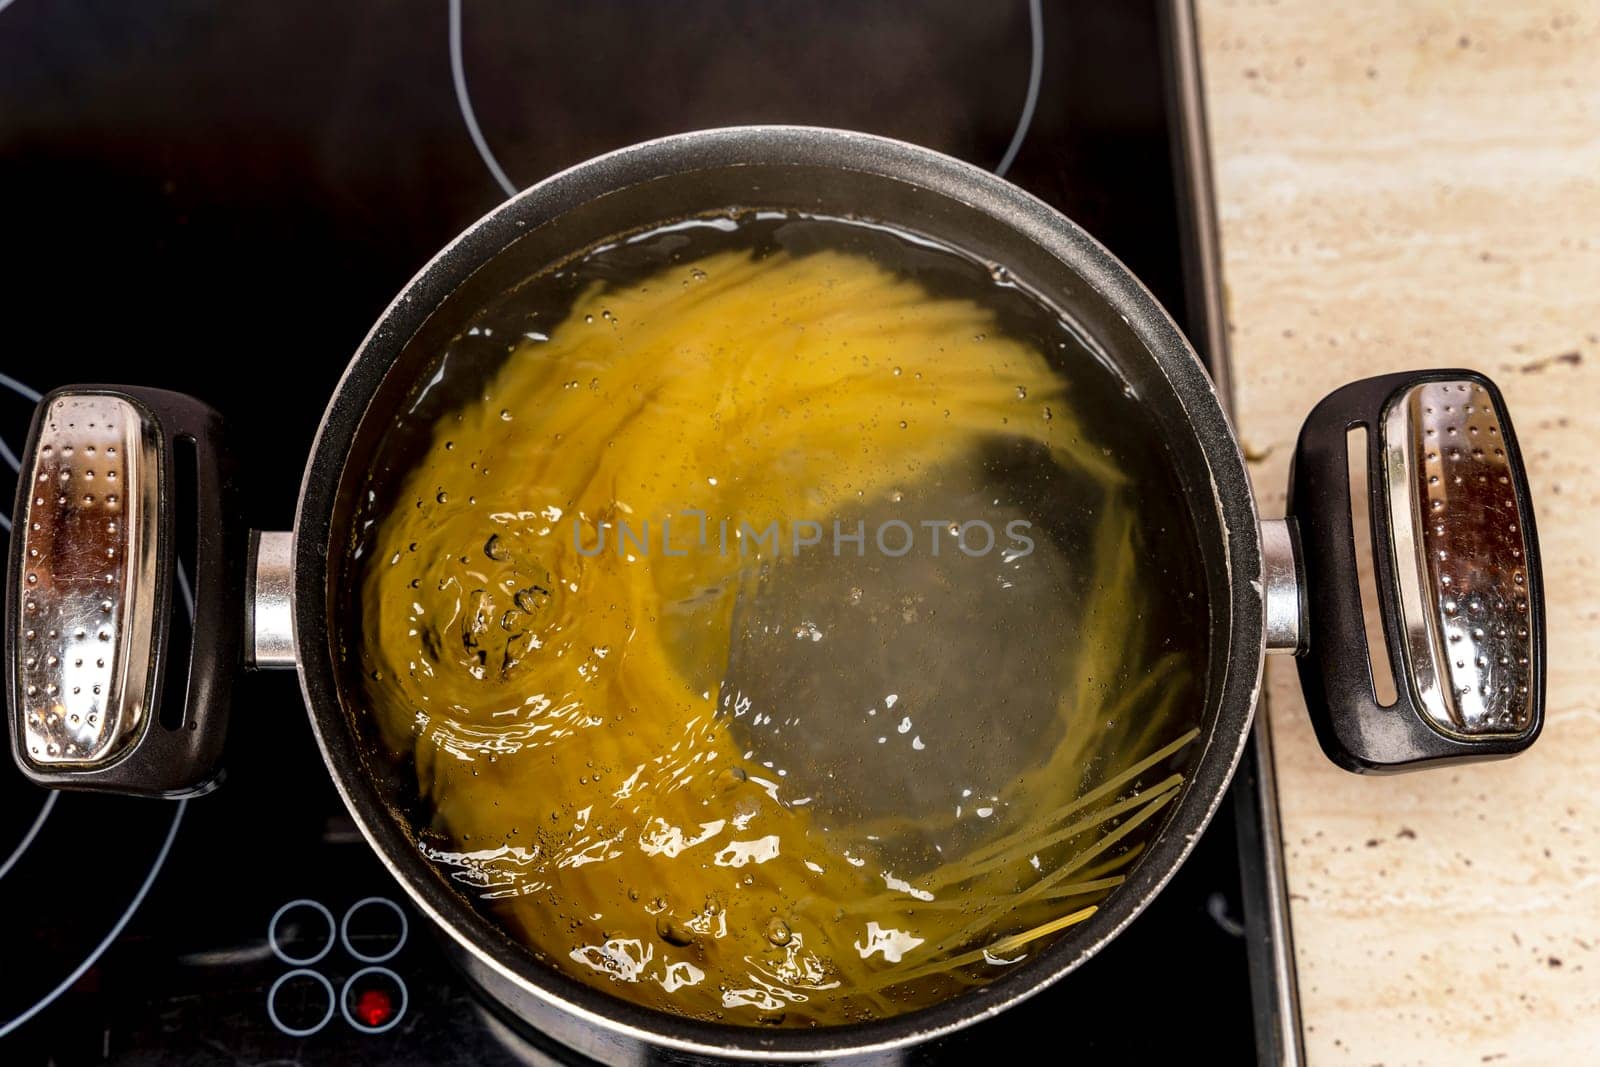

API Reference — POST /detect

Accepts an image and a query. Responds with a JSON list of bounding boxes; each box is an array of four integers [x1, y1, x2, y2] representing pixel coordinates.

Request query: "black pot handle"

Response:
[[1287, 369, 1544, 773], [6, 386, 241, 797]]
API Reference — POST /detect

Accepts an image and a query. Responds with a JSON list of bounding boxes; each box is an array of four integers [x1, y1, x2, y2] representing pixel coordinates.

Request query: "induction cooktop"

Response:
[[0, 1, 1294, 1062]]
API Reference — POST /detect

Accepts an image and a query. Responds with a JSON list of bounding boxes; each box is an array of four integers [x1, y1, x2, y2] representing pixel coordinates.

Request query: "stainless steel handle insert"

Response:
[[1260, 518, 1303, 656], [1383, 378, 1536, 738], [249, 530, 297, 669], [15, 394, 161, 767]]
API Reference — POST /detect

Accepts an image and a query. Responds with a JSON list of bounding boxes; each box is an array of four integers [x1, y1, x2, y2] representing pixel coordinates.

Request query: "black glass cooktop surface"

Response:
[[0, 1, 1268, 1062]]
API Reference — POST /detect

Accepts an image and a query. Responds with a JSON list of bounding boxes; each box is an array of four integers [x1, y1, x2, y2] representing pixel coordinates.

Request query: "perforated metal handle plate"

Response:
[[16, 395, 160, 766], [1384, 380, 1535, 738]]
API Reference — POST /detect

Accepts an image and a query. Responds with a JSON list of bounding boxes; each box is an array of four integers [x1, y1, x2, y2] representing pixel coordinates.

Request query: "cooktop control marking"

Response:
[[266, 968, 336, 1038], [340, 895, 409, 963], [268, 898, 336, 966], [340, 966, 409, 1034]]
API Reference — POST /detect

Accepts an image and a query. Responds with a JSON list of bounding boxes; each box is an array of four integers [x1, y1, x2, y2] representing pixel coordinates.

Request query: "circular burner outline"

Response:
[[995, 0, 1044, 177], [0, 366, 30, 884], [0, 790, 57, 883], [339, 966, 409, 1035], [0, 795, 186, 1039], [448, 0, 1046, 197], [269, 898, 337, 966], [0, 371, 189, 1041], [340, 895, 409, 964], [268, 968, 337, 1038]]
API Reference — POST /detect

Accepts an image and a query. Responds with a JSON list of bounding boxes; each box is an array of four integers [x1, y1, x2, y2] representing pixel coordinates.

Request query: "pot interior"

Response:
[[305, 137, 1245, 1051]]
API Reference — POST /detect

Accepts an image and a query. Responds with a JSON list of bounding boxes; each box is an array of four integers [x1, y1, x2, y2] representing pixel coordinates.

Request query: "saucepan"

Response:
[[4, 127, 1544, 1062]]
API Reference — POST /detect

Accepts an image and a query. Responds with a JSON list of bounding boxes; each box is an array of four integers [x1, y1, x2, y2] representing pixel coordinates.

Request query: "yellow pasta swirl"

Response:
[[358, 247, 1194, 1026]]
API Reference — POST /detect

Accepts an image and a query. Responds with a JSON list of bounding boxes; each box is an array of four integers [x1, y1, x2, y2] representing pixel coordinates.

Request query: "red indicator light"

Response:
[[353, 987, 393, 1028]]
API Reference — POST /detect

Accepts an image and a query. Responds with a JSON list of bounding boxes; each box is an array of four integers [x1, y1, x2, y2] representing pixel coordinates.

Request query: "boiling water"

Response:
[[346, 211, 1210, 1026]]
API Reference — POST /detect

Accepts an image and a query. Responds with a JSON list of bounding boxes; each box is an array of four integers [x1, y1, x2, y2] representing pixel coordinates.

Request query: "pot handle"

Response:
[[1286, 369, 1544, 773], [6, 386, 241, 797]]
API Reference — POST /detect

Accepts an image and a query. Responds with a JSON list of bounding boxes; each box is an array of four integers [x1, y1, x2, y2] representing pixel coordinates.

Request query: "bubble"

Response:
[[655, 913, 695, 946]]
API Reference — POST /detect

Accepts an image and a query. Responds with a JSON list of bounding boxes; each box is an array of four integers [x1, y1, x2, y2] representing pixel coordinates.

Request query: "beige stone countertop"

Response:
[[1196, 1, 1600, 1062]]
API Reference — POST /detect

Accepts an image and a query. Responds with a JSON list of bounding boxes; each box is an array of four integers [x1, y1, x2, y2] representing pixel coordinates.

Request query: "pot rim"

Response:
[[291, 125, 1266, 1060]]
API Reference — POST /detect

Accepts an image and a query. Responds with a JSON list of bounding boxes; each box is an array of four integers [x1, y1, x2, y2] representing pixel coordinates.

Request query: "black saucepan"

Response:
[[6, 128, 1545, 1063]]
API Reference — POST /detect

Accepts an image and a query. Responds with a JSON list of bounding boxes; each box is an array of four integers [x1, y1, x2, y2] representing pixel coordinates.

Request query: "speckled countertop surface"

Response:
[[1196, 1, 1600, 1062]]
